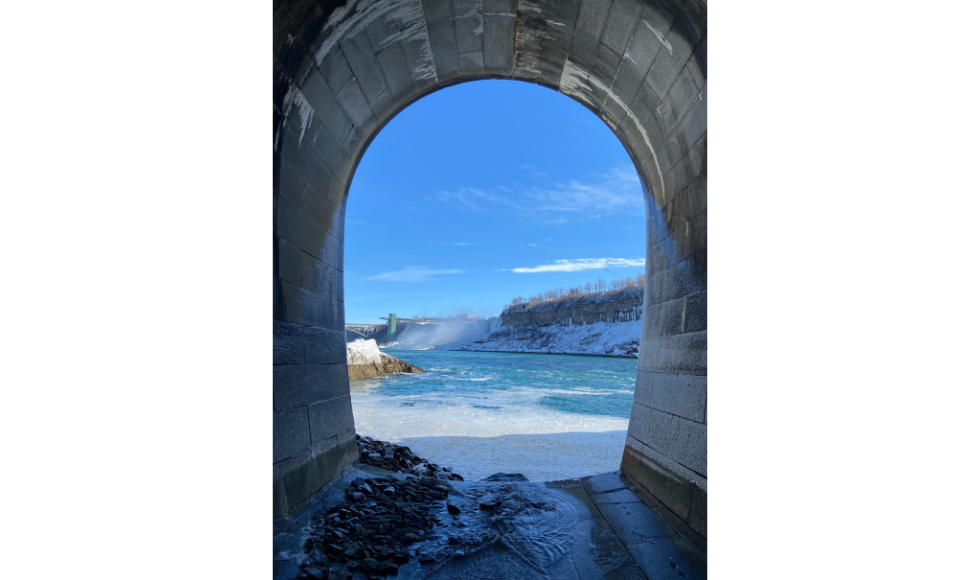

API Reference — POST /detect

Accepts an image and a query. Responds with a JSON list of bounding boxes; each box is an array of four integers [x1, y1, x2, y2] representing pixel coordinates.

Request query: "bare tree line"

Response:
[[509, 272, 645, 307]]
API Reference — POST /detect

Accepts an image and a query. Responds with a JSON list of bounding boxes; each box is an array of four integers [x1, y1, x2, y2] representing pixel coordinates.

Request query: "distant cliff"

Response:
[[501, 287, 643, 328], [437, 319, 641, 357]]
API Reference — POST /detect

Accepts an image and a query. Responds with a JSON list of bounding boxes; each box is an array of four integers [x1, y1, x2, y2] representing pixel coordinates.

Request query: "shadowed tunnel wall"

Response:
[[273, 0, 707, 538]]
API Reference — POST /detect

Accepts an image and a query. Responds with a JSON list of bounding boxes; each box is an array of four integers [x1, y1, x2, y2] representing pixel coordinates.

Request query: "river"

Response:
[[349, 349, 637, 481]]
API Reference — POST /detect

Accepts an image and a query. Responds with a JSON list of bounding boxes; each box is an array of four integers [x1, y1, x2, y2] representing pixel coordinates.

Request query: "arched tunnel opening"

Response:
[[342, 78, 649, 483], [273, 0, 707, 560]]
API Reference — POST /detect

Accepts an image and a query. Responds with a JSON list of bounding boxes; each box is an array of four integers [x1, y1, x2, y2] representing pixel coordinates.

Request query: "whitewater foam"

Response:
[[351, 391, 629, 440]]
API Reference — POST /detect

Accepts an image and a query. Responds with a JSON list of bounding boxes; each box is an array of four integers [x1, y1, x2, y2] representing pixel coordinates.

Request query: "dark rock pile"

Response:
[[299, 474, 455, 579], [357, 435, 464, 481]]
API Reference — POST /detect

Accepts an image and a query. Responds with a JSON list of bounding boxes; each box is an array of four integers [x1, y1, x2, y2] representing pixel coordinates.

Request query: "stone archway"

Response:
[[273, 0, 706, 539]]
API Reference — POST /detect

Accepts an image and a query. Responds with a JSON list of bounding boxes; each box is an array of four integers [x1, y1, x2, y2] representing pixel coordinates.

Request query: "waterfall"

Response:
[[482, 315, 502, 336]]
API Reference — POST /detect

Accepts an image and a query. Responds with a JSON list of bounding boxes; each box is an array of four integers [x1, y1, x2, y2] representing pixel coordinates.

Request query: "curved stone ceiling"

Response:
[[273, 0, 707, 539]]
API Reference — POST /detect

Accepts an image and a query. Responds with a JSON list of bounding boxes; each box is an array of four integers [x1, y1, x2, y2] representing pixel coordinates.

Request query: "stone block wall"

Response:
[[274, 0, 707, 537]]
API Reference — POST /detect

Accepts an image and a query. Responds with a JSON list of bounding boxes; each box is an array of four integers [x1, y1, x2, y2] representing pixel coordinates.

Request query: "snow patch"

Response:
[[347, 338, 383, 365]]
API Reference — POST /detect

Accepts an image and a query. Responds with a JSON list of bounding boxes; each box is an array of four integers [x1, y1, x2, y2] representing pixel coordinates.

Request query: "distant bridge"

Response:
[[344, 323, 384, 339]]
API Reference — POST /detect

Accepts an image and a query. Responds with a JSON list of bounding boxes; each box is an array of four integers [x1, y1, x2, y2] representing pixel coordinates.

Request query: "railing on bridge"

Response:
[[344, 324, 385, 340]]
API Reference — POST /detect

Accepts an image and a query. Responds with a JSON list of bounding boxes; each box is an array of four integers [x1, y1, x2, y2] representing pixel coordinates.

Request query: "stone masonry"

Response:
[[274, 0, 707, 539]]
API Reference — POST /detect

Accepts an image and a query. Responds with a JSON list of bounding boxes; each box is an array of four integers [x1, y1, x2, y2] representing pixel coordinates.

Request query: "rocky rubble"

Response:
[[356, 435, 464, 482], [295, 459, 569, 580], [298, 474, 454, 579]]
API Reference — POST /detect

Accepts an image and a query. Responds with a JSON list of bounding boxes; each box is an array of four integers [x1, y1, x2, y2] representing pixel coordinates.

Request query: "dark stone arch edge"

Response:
[[273, 0, 707, 540]]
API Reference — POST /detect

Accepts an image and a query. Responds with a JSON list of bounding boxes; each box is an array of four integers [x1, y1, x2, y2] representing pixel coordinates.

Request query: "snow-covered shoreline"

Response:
[[432, 320, 641, 358]]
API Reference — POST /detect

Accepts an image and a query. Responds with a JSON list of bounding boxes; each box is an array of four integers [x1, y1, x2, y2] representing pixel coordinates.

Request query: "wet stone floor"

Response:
[[274, 467, 706, 580]]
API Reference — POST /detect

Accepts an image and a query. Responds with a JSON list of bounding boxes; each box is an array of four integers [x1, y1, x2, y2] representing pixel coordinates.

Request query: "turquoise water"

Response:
[[349, 350, 638, 480], [368, 350, 636, 418]]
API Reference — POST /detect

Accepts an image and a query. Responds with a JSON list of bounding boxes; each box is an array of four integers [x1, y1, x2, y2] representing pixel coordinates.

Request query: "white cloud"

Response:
[[447, 242, 475, 246], [428, 165, 642, 224], [507, 257, 645, 273], [368, 266, 465, 282], [522, 166, 641, 216], [527, 243, 537, 247]]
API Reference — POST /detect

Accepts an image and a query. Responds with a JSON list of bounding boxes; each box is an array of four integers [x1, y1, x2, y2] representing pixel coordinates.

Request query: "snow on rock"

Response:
[[347, 338, 383, 365], [348, 339, 424, 379], [434, 320, 642, 358]]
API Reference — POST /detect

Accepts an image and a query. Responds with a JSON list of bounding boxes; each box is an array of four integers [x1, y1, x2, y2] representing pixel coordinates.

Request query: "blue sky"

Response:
[[344, 80, 646, 323]]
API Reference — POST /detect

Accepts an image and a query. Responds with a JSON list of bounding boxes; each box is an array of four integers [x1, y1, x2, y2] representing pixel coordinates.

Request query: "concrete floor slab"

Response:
[[651, 505, 706, 560], [596, 500, 678, 546], [625, 535, 707, 580], [592, 488, 644, 505], [583, 471, 630, 494], [621, 471, 706, 560]]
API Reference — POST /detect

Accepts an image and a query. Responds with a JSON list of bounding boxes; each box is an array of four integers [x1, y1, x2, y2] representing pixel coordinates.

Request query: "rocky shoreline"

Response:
[[347, 339, 423, 380], [355, 435, 463, 481], [297, 436, 473, 579], [300, 473, 451, 579], [347, 354, 423, 380]]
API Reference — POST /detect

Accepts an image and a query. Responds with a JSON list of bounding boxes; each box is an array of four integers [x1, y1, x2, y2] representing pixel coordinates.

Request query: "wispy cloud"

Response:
[[526, 243, 537, 247], [523, 166, 641, 215], [368, 266, 465, 282], [428, 165, 642, 224], [520, 164, 550, 181], [427, 187, 503, 212], [447, 242, 475, 246], [505, 257, 645, 273]]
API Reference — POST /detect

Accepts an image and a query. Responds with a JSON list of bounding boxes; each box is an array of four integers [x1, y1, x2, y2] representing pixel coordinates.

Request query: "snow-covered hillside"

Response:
[[434, 320, 642, 358]]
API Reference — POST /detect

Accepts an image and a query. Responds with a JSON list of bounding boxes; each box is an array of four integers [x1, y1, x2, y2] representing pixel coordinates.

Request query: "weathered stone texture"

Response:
[[274, 0, 707, 532], [273, 362, 350, 412], [308, 396, 356, 443], [273, 406, 311, 463], [634, 370, 706, 424]]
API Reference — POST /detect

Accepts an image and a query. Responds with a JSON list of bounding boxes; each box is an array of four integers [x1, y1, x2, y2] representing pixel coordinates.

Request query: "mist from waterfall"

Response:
[[390, 317, 502, 350]]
